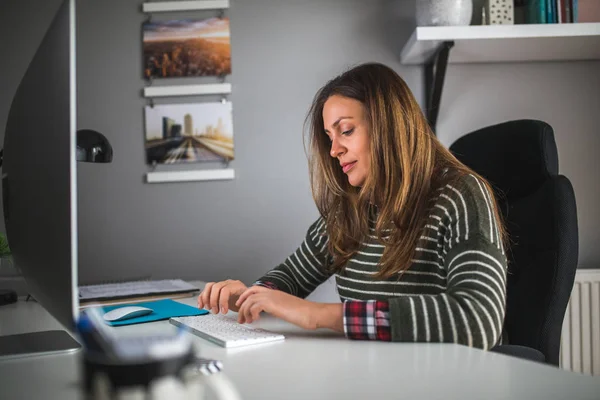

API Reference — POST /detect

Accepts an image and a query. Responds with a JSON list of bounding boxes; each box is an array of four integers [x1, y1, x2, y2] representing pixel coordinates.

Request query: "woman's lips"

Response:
[[342, 161, 357, 173]]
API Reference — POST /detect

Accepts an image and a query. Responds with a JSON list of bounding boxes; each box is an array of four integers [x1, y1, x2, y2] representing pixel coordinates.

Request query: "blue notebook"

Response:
[[100, 299, 209, 326]]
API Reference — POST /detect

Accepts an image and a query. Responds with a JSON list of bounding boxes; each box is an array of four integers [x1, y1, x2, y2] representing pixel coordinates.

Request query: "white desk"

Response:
[[1, 292, 599, 400]]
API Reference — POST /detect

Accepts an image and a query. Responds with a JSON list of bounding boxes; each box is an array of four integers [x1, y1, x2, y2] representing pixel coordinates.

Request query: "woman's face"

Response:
[[323, 95, 370, 187]]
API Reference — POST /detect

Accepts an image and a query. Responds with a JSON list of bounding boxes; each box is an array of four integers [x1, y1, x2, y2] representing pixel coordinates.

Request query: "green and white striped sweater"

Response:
[[255, 174, 508, 349]]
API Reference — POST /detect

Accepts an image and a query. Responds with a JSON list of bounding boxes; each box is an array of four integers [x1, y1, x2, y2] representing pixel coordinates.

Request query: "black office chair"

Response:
[[449, 119, 579, 366]]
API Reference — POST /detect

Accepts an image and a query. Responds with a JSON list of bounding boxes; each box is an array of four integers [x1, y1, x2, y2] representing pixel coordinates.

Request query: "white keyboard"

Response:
[[170, 315, 285, 348]]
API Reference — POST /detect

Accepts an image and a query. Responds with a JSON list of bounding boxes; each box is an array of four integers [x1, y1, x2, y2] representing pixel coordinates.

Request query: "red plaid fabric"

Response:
[[253, 281, 279, 291], [255, 282, 391, 341], [343, 300, 391, 341]]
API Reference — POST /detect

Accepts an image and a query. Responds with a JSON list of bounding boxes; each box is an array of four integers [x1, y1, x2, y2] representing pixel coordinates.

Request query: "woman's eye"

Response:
[[342, 128, 354, 136]]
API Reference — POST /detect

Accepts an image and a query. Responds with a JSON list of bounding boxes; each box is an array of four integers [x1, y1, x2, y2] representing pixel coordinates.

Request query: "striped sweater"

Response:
[[255, 174, 508, 349]]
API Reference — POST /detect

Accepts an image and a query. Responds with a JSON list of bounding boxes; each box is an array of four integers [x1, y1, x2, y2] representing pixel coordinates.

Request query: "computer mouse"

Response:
[[103, 306, 153, 322]]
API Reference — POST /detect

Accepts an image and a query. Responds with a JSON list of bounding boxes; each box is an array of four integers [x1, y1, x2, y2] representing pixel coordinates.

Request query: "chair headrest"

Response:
[[449, 120, 559, 200]]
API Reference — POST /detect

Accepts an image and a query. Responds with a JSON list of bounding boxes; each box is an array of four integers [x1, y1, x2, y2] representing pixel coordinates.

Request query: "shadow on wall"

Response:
[[384, 0, 418, 53]]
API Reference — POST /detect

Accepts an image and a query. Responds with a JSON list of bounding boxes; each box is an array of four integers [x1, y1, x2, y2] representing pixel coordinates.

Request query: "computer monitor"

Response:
[[0, 0, 80, 357]]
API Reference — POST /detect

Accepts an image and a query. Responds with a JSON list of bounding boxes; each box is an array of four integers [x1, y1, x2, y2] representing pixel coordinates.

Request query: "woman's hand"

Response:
[[197, 280, 248, 314], [235, 286, 319, 330]]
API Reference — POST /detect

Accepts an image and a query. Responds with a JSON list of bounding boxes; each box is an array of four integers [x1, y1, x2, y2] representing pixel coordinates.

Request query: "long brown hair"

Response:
[[306, 62, 506, 279]]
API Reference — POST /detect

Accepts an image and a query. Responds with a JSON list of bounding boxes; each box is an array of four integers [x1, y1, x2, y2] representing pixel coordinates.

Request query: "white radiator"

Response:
[[560, 269, 600, 375]]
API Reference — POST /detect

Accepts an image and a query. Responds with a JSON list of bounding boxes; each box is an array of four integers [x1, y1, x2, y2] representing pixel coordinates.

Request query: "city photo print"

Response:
[[142, 17, 231, 78], [144, 102, 234, 164]]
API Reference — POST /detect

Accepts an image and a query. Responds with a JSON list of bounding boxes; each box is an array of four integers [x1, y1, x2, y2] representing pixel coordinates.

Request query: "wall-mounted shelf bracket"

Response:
[[424, 40, 453, 134]]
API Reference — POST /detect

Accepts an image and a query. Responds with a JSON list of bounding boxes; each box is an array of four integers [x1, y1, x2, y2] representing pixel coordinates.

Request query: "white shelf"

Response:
[[142, 0, 229, 13], [146, 169, 234, 183], [144, 83, 231, 98], [400, 23, 600, 64]]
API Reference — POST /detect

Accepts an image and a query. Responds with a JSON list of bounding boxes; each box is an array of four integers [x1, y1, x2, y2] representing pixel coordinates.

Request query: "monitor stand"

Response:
[[0, 330, 81, 359]]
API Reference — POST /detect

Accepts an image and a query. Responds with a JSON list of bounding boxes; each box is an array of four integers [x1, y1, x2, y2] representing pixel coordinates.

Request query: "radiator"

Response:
[[560, 269, 600, 375]]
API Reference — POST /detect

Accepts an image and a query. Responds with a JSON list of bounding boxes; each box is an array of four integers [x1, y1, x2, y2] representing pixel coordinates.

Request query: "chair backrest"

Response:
[[449, 119, 579, 365]]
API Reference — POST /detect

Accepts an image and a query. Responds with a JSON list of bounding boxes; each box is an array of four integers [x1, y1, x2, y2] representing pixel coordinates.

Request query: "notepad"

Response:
[[100, 299, 208, 326], [79, 279, 199, 302]]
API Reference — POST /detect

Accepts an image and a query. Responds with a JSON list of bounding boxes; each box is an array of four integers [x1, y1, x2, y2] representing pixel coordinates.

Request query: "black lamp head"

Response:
[[76, 129, 113, 163]]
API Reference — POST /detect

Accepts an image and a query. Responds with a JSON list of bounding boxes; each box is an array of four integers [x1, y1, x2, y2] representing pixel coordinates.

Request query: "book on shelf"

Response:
[[525, 0, 580, 24], [524, 0, 600, 24]]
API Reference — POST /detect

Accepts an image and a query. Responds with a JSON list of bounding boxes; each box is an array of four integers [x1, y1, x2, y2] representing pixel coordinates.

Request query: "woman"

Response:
[[198, 62, 507, 349]]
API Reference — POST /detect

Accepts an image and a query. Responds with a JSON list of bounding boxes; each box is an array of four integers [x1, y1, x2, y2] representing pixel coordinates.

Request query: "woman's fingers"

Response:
[[237, 297, 251, 324], [235, 286, 263, 307], [198, 282, 215, 309], [237, 294, 263, 324], [235, 289, 251, 308], [219, 286, 230, 314], [250, 303, 262, 322], [209, 281, 229, 313], [237, 304, 245, 324], [243, 304, 253, 324], [199, 280, 251, 314]]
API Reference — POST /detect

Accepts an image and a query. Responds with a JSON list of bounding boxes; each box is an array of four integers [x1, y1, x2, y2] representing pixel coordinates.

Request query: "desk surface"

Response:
[[1, 285, 599, 400]]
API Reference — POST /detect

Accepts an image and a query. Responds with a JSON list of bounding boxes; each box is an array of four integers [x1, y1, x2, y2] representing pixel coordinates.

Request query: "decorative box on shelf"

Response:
[[487, 0, 514, 25]]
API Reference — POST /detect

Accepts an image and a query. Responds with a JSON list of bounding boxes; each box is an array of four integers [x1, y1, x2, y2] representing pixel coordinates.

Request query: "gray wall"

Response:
[[1, 1, 598, 292]]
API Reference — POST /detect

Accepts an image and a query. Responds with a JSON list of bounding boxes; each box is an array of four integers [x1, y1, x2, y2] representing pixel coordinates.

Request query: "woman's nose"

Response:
[[330, 137, 345, 158]]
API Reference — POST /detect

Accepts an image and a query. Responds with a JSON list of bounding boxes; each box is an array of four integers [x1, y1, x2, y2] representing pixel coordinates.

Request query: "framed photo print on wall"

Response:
[[144, 102, 234, 165], [143, 17, 231, 79]]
